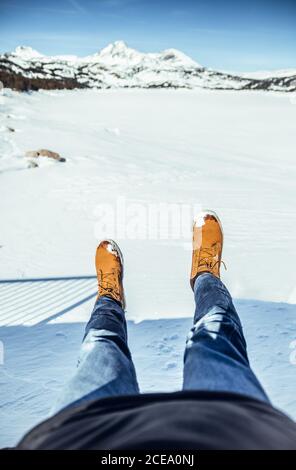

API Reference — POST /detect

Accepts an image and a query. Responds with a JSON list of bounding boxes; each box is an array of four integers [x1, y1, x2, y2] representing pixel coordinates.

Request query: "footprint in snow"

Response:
[[163, 361, 178, 370], [163, 333, 179, 341], [171, 333, 180, 340], [171, 352, 180, 358], [158, 343, 173, 353], [55, 332, 67, 339], [146, 340, 173, 352]]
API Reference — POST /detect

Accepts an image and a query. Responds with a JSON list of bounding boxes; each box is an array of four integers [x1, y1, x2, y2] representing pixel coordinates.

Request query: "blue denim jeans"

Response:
[[52, 273, 269, 414]]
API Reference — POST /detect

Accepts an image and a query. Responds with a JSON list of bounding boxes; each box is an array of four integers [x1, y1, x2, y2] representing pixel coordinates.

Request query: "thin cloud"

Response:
[[67, 0, 88, 13], [0, 1, 78, 15]]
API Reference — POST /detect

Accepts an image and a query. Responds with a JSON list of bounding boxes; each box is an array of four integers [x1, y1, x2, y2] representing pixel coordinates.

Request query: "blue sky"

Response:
[[0, 0, 295, 71]]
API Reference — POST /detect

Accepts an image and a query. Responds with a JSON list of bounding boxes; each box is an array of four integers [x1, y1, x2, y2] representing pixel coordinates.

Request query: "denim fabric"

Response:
[[52, 274, 269, 414], [183, 273, 270, 403], [52, 297, 139, 413]]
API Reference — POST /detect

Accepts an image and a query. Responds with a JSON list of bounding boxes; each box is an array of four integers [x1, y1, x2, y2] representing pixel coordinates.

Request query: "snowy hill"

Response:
[[242, 69, 296, 79], [1, 41, 296, 91], [0, 87, 296, 446]]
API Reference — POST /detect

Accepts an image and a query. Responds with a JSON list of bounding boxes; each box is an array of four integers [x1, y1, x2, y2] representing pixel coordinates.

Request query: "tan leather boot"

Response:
[[190, 211, 224, 289], [95, 239, 126, 309]]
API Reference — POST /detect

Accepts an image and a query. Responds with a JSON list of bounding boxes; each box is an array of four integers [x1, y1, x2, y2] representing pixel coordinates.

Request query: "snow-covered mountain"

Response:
[[0, 41, 296, 92]]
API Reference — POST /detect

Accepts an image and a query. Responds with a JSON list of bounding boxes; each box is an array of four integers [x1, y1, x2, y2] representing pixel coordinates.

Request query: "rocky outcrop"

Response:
[[25, 149, 66, 162]]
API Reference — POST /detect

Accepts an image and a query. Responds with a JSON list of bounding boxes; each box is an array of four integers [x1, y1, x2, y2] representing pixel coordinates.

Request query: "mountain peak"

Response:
[[92, 41, 200, 68], [95, 40, 143, 64], [99, 40, 129, 55], [12, 46, 43, 60], [112, 40, 129, 50]]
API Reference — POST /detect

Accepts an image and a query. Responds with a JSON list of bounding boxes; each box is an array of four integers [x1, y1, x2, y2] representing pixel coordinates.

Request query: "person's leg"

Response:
[[183, 272, 270, 403], [52, 296, 139, 414], [52, 239, 139, 414]]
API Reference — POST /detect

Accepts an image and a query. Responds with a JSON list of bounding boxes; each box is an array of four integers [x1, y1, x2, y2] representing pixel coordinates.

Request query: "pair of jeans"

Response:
[[52, 273, 270, 414]]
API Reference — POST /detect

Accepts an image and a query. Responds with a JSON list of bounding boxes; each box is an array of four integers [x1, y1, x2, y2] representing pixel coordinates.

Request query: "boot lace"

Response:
[[198, 246, 227, 271], [98, 269, 121, 298]]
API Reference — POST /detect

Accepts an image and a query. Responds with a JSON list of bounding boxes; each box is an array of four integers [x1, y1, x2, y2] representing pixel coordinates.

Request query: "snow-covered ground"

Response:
[[0, 88, 296, 447]]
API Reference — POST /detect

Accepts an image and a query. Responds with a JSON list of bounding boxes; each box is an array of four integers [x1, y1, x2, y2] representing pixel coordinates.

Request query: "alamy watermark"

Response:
[[94, 196, 202, 248]]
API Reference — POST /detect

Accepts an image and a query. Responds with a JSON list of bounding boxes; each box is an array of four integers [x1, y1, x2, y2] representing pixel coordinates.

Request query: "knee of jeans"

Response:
[[77, 328, 121, 365], [84, 327, 116, 344], [78, 328, 131, 366], [186, 307, 238, 348]]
